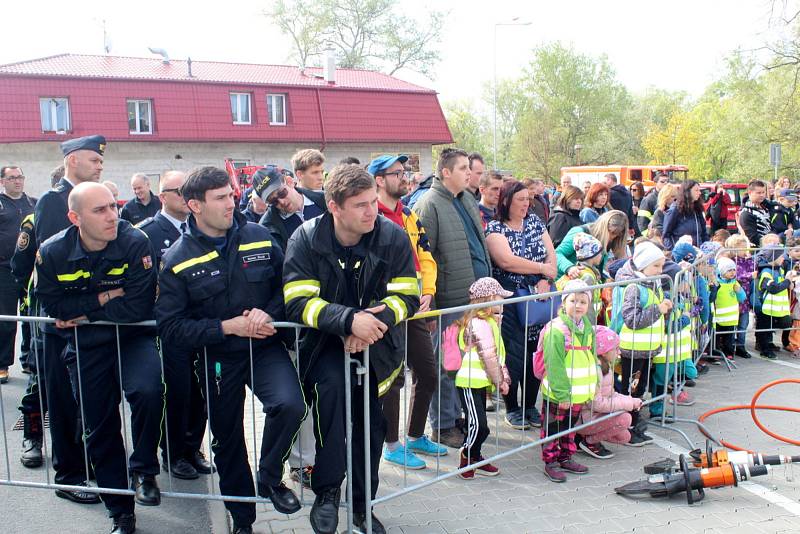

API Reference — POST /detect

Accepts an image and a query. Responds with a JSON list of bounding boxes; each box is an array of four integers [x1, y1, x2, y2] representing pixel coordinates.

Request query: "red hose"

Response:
[[697, 379, 800, 452]]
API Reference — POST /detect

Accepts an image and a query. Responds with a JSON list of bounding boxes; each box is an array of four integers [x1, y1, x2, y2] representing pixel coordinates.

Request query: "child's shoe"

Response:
[[474, 457, 500, 477], [457, 449, 475, 480], [504, 409, 530, 430], [559, 459, 589, 474], [544, 462, 566, 482], [668, 391, 695, 406], [578, 440, 614, 459], [383, 445, 426, 470]]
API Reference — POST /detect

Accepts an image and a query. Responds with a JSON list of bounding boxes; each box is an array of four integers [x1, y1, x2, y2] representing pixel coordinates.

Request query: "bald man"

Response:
[[36, 182, 164, 534], [120, 173, 162, 225]]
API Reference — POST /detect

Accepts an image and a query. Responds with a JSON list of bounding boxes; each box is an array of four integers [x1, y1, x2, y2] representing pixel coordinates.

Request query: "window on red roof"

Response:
[[267, 94, 286, 126], [39, 97, 70, 133], [230, 93, 251, 125], [127, 99, 153, 134]]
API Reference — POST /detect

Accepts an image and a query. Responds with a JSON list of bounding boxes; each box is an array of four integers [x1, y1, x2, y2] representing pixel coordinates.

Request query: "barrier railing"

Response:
[[0, 271, 735, 532]]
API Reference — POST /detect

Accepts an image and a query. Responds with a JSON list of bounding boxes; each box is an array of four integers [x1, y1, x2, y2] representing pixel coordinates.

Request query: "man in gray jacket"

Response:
[[413, 148, 492, 447]]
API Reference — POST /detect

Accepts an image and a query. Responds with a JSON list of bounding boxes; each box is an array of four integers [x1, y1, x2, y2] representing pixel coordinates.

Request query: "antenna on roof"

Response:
[[102, 19, 112, 54], [148, 47, 170, 64], [187, 57, 193, 77]]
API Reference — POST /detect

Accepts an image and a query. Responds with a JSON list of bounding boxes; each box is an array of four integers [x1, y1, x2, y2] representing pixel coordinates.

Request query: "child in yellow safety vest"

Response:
[[712, 257, 746, 359], [754, 245, 796, 359], [614, 241, 672, 446], [540, 279, 596, 483], [453, 277, 512, 480]]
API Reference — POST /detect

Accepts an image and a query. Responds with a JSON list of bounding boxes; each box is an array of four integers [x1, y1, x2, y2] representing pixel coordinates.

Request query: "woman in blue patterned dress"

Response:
[[485, 180, 557, 429]]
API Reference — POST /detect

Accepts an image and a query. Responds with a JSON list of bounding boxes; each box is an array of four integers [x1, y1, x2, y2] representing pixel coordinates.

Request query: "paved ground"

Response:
[[1, 332, 799, 533]]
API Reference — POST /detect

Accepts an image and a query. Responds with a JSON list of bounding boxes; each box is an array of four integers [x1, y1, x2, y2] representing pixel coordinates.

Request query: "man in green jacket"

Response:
[[413, 148, 492, 448]]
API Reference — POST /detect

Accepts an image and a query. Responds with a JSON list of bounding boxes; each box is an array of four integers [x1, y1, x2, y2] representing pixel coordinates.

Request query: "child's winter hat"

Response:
[[672, 242, 699, 264], [562, 279, 592, 302], [632, 241, 664, 271], [573, 233, 602, 261], [700, 241, 722, 258], [716, 257, 737, 276], [469, 277, 513, 300], [594, 325, 620, 355]]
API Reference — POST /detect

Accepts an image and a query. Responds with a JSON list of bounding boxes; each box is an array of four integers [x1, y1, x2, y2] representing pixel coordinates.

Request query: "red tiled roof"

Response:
[[0, 53, 435, 93]]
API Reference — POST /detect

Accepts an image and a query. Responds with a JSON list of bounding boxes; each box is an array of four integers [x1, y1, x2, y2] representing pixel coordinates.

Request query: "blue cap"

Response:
[[60, 135, 106, 157], [367, 154, 409, 176]]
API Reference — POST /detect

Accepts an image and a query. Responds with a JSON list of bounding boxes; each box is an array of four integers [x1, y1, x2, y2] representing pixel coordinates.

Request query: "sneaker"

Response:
[[431, 427, 464, 449], [406, 435, 448, 457], [559, 459, 589, 473], [458, 449, 475, 480], [474, 456, 500, 477], [578, 440, 614, 459], [624, 430, 653, 447], [289, 466, 312, 489], [524, 407, 542, 427], [668, 391, 695, 406], [504, 409, 530, 430], [544, 462, 566, 482], [684, 379, 696, 387], [383, 445, 425, 470]]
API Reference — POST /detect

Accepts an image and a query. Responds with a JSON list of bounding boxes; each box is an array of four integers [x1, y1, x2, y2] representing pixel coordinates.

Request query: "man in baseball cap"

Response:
[[367, 154, 408, 177]]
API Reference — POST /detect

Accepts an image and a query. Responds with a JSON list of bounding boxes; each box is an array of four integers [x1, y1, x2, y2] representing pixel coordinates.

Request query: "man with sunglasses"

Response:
[[255, 167, 326, 252], [0, 166, 36, 383], [137, 171, 214, 481]]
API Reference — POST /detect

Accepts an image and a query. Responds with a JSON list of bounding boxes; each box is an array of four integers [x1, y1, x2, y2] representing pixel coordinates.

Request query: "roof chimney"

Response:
[[148, 47, 170, 64], [323, 49, 336, 85]]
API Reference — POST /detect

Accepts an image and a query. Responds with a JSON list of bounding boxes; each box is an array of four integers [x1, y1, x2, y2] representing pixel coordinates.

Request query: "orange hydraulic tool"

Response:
[[690, 441, 800, 469]]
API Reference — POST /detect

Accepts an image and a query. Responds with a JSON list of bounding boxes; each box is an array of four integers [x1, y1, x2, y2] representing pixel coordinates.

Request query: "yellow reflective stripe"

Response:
[[637, 209, 653, 219], [57, 270, 91, 282], [172, 251, 220, 273], [283, 279, 321, 303], [387, 276, 420, 296], [302, 298, 327, 328], [238, 240, 271, 252], [382, 295, 408, 323], [378, 363, 404, 397], [106, 263, 128, 276]]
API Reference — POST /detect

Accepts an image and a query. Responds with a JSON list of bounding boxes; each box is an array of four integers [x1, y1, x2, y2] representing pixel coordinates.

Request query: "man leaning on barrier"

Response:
[[283, 163, 420, 534], [35, 182, 165, 534], [155, 166, 306, 534]]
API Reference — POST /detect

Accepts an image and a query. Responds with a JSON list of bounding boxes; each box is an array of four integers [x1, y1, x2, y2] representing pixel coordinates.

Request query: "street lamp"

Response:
[[493, 17, 531, 171]]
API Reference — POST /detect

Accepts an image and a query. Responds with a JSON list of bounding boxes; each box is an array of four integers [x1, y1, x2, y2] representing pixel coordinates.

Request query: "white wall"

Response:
[[0, 141, 434, 198]]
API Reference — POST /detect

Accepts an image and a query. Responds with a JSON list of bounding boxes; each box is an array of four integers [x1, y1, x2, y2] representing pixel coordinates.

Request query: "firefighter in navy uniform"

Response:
[[155, 166, 305, 534], [282, 164, 420, 534], [138, 170, 212, 480], [36, 183, 164, 534], [32, 135, 107, 505]]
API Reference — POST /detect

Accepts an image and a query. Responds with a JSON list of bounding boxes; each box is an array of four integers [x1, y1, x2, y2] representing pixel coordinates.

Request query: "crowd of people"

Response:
[[0, 139, 798, 534]]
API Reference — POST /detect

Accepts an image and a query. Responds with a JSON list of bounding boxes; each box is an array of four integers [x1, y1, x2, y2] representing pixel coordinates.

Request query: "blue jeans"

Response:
[[734, 311, 750, 347], [428, 312, 462, 431]]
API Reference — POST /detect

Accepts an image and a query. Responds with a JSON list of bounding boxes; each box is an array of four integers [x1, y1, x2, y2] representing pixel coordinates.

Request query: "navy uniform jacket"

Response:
[[137, 212, 183, 264], [120, 193, 162, 226], [35, 220, 157, 349], [34, 178, 73, 246], [0, 192, 36, 270], [10, 213, 36, 293], [155, 210, 285, 354]]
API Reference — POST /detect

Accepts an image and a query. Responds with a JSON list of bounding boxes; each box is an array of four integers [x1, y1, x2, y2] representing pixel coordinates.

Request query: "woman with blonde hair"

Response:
[[555, 210, 629, 279], [547, 185, 584, 247], [648, 183, 678, 236]]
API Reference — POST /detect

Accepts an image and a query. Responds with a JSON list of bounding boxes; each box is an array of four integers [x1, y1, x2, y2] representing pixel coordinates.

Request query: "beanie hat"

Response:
[[469, 277, 513, 300], [700, 241, 722, 258], [573, 233, 602, 261], [562, 279, 592, 302], [594, 325, 620, 356], [756, 245, 784, 266], [716, 257, 737, 276], [672, 242, 699, 264], [633, 242, 664, 271]]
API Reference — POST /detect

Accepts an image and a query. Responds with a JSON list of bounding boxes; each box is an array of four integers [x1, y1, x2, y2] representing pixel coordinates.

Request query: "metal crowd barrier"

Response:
[[0, 267, 758, 531]]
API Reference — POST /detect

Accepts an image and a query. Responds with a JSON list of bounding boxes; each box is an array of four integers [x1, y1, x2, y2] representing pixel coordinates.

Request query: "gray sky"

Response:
[[0, 0, 783, 107]]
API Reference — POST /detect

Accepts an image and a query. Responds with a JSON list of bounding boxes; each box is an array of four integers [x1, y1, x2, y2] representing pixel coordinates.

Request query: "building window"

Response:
[[267, 94, 286, 125], [230, 93, 251, 125], [127, 99, 153, 134], [230, 160, 251, 168], [39, 97, 70, 133]]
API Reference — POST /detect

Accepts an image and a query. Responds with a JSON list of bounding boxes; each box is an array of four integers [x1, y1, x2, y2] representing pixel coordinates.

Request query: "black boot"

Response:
[[21, 413, 43, 468], [310, 487, 340, 534], [735, 346, 753, 359], [110, 512, 136, 534], [131, 472, 160, 506]]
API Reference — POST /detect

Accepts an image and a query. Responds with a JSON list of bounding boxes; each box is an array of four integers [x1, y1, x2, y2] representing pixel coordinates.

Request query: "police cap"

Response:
[[61, 135, 106, 157]]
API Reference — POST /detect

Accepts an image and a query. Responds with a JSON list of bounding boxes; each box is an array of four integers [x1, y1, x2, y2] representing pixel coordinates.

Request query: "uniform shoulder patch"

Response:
[[16, 231, 30, 251], [142, 255, 153, 270]]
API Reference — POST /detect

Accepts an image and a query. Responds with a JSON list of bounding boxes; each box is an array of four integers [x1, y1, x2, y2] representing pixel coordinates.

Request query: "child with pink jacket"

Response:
[[576, 326, 643, 459]]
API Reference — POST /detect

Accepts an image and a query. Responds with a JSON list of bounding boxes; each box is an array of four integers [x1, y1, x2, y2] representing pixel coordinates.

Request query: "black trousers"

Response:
[[161, 346, 207, 463], [458, 387, 489, 460], [501, 303, 541, 413], [42, 332, 88, 485], [715, 324, 736, 356], [64, 334, 164, 516], [0, 267, 20, 368], [305, 347, 386, 514], [203, 345, 305, 527], [755, 312, 790, 350], [19, 324, 46, 423]]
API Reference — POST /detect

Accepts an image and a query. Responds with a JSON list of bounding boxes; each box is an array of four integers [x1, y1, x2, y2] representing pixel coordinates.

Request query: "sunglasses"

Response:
[[267, 187, 289, 206], [161, 187, 181, 195]]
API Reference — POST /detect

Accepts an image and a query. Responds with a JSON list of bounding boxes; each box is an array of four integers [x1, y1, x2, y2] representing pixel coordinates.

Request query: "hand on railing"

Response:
[[351, 304, 388, 343], [419, 294, 433, 313], [55, 315, 88, 329], [344, 335, 370, 354], [222, 309, 275, 339]]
